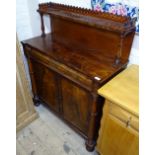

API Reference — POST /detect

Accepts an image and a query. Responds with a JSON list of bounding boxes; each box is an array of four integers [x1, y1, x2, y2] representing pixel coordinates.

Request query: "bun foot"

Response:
[[85, 140, 96, 152], [33, 96, 41, 106]]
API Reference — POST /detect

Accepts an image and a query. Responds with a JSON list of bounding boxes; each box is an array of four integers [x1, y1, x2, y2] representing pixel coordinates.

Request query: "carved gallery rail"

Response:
[[22, 2, 136, 151]]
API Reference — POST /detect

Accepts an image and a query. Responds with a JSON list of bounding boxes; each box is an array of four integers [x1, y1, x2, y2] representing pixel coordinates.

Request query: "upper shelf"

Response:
[[38, 2, 136, 34]]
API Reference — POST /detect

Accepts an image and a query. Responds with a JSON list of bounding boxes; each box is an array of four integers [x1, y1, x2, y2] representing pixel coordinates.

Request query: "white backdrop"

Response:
[[39, 0, 91, 8]]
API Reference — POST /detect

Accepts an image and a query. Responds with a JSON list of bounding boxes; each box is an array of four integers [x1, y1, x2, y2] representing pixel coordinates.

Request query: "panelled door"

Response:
[[61, 77, 92, 135], [31, 60, 60, 113]]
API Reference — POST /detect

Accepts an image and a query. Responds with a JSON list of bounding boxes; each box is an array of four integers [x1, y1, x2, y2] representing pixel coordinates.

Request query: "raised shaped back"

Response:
[[38, 2, 136, 65]]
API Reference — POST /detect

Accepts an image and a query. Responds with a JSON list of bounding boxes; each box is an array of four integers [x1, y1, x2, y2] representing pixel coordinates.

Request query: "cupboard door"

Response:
[[31, 60, 59, 112], [61, 78, 91, 135], [97, 103, 139, 155]]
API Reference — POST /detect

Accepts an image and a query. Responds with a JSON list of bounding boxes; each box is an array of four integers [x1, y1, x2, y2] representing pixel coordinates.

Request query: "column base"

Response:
[[33, 96, 41, 107], [85, 140, 96, 152]]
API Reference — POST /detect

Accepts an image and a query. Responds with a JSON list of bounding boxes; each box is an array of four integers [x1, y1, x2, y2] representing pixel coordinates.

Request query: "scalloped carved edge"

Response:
[[38, 2, 131, 23]]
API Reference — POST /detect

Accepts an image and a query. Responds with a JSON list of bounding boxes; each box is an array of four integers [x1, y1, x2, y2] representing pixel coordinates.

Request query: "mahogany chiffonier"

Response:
[[97, 65, 139, 155], [21, 2, 136, 151]]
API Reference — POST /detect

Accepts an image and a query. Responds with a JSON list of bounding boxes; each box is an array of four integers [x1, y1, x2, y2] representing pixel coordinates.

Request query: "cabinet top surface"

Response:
[[98, 64, 139, 116], [22, 34, 127, 83]]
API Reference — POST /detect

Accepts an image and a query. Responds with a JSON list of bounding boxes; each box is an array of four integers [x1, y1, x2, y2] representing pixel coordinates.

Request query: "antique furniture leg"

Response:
[[85, 94, 99, 152], [33, 95, 41, 106], [39, 12, 45, 37], [27, 58, 41, 106], [115, 34, 124, 65]]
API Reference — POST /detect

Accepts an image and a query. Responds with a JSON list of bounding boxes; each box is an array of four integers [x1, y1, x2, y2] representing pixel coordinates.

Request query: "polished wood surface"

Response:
[[61, 77, 91, 135], [16, 38, 38, 132], [21, 2, 135, 151], [98, 65, 139, 116], [38, 2, 136, 34], [22, 34, 132, 85], [97, 65, 139, 155], [31, 60, 59, 112]]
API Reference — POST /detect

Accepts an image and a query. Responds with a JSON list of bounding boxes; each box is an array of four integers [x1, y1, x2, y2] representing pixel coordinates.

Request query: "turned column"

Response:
[[85, 93, 99, 151], [39, 12, 45, 37], [23, 45, 41, 106], [115, 33, 124, 65], [27, 58, 41, 106], [85, 77, 101, 151]]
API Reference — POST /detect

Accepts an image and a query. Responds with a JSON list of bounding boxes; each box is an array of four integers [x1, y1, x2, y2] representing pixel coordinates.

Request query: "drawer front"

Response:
[[25, 46, 93, 91], [108, 100, 139, 132]]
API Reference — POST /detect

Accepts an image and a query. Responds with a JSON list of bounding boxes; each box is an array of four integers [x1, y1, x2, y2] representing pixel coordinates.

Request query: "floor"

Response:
[[16, 104, 98, 155]]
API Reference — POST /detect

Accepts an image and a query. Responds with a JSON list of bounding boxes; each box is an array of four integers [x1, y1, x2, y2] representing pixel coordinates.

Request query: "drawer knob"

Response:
[[126, 117, 132, 127]]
